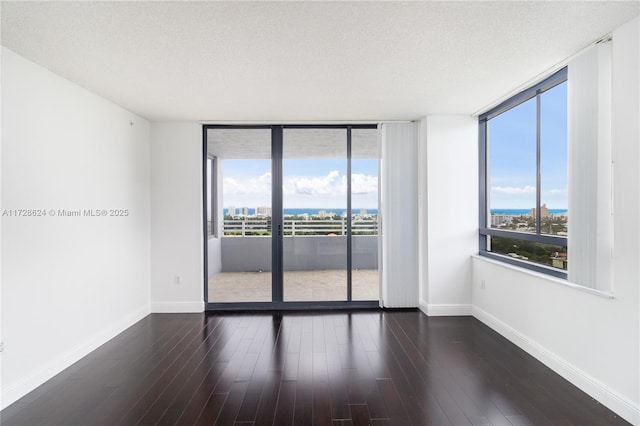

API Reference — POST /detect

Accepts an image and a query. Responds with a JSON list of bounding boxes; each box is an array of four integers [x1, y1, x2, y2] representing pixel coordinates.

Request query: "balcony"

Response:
[[208, 218, 379, 302]]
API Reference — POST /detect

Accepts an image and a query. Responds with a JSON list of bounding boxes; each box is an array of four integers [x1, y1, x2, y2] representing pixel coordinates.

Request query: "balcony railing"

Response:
[[222, 219, 378, 237]]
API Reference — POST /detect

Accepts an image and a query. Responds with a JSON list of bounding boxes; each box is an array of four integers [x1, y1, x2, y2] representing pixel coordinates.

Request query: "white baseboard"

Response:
[[472, 305, 640, 426], [1, 305, 150, 410], [151, 301, 204, 313], [419, 299, 472, 316]]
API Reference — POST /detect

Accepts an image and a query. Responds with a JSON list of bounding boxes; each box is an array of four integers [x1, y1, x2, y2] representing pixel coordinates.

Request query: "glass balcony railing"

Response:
[[222, 218, 379, 237]]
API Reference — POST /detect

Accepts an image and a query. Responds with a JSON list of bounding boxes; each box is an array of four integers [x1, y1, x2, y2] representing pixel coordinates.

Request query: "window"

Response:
[[479, 68, 568, 278]]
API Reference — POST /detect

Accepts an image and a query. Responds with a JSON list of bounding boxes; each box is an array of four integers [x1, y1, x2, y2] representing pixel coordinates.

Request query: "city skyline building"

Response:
[[255, 206, 272, 216], [531, 203, 549, 218], [491, 214, 513, 226]]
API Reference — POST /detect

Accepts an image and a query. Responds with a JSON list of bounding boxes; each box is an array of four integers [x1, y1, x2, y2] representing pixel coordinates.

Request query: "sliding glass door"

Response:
[[282, 128, 348, 301], [204, 125, 379, 309], [206, 128, 273, 303], [351, 128, 379, 301]]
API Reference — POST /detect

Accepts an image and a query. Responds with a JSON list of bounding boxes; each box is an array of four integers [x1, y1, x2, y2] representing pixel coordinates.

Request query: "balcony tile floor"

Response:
[[208, 269, 379, 302]]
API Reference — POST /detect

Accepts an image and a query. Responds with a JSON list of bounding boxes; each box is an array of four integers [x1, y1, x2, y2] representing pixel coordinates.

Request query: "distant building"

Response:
[[255, 206, 271, 216], [238, 207, 250, 216], [227, 205, 235, 216], [551, 252, 568, 270], [360, 208, 368, 216], [491, 214, 513, 226], [531, 203, 549, 218], [318, 210, 333, 218]]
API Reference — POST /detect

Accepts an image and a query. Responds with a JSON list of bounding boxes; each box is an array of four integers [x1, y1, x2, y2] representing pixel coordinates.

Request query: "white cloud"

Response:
[[223, 177, 239, 191], [223, 172, 271, 195], [352, 173, 378, 194], [224, 170, 377, 199], [258, 172, 272, 184], [283, 170, 344, 196], [548, 188, 567, 195], [491, 185, 536, 195]]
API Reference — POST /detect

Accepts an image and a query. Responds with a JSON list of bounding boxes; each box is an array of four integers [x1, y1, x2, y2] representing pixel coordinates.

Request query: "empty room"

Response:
[[1, 1, 639, 425]]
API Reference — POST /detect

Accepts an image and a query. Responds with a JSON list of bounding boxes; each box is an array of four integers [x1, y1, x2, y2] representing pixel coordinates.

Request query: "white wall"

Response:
[[1, 47, 151, 409], [150, 122, 204, 312], [472, 16, 639, 425], [420, 116, 477, 316]]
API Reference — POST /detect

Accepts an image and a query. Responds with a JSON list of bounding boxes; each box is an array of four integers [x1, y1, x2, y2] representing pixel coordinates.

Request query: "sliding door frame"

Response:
[[203, 124, 379, 311]]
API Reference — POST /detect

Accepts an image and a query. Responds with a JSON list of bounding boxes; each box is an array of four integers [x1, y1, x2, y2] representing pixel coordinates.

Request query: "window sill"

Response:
[[472, 253, 615, 299]]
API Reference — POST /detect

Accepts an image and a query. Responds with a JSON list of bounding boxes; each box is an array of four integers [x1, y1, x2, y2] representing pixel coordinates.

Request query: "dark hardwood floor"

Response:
[[1, 310, 629, 425]]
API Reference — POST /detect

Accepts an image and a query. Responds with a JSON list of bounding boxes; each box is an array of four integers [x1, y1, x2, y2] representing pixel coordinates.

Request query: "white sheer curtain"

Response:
[[568, 41, 613, 291], [379, 122, 419, 307]]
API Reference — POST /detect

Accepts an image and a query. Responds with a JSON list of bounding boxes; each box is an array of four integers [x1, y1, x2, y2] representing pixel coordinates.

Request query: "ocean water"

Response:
[[490, 209, 567, 215], [226, 208, 565, 216], [226, 208, 379, 216]]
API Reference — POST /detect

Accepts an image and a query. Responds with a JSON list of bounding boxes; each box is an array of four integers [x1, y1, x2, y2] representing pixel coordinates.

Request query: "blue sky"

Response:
[[222, 157, 378, 209], [489, 81, 567, 209]]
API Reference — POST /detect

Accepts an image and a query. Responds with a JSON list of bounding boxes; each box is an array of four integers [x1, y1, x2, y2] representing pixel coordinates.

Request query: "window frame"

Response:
[[478, 67, 568, 279], [207, 154, 218, 238]]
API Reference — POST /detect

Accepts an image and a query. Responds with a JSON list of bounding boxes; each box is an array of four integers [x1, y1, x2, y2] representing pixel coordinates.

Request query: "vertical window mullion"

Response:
[[535, 91, 542, 235], [272, 125, 283, 302], [347, 126, 353, 302], [210, 156, 218, 238]]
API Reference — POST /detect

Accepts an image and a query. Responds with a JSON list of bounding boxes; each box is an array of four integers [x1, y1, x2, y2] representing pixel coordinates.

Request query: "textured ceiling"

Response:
[[2, 1, 638, 122], [207, 128, 378, 159]]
